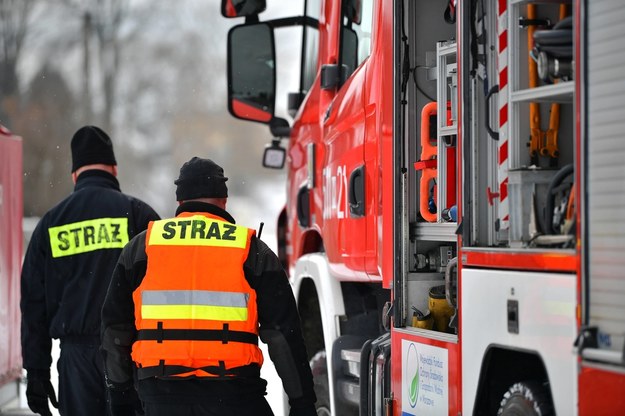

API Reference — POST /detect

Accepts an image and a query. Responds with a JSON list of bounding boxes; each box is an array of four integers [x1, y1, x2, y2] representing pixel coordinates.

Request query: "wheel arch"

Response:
[[277, 209, 324, 274], [292, 253, 346, 355], [292, 253, 346, 416], [472, 344, 554, 415]]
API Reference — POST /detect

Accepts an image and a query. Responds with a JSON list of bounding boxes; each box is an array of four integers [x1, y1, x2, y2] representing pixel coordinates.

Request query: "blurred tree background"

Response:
[[0, 0, 298, 227]]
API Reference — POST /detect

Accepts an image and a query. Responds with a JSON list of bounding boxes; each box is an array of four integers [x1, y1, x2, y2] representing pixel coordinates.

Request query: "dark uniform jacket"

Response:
[[101, 201, 316, 410], [21, 170, 160, 371]]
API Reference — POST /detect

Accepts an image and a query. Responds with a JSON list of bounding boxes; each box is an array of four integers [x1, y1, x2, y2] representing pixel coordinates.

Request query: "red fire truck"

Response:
[[222, 0, 625, 414], [0, 125, 23, 409]]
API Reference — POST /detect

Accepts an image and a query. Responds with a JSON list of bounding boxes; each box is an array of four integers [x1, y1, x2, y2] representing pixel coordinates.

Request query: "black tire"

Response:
[[310, 350, 331, 416], [497, 381, 554, 416]]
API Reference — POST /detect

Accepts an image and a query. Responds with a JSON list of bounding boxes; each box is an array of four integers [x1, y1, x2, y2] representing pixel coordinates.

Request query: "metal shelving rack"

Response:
[[507, 0, 575, 169], [505, 0, 575, 246], [436, 40, 458, 225], [412, 40, 458, 243]]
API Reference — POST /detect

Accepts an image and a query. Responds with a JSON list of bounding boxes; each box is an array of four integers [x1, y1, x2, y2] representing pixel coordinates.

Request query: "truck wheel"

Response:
[[497, 381, 554, 416], [310, 350, 331, 416]]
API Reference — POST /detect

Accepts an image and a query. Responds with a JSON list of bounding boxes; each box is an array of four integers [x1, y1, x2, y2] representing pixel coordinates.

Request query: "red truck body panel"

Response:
[[0, 126, 23, 388]]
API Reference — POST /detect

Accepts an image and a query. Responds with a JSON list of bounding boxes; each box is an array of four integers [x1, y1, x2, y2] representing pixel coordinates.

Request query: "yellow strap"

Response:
[[148, 216, 247, 248], [48, 217, 129, 258]]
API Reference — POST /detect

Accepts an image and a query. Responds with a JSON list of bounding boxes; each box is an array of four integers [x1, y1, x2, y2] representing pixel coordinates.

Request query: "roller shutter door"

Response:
[[586, 0, 625, 363]]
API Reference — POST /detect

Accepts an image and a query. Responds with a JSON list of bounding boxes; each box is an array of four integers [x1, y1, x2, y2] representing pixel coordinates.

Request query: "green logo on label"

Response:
[[409, 371, 419, 404], [407, 342, 419, 408]]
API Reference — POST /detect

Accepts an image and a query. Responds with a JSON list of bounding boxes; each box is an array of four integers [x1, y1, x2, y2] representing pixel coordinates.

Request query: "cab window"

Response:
[[340, 0, 374, 81], [302, 0, 321, 94]]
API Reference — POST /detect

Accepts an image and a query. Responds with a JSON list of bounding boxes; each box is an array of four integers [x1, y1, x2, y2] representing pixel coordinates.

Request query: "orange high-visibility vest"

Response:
[[131, 212, 263, 379]]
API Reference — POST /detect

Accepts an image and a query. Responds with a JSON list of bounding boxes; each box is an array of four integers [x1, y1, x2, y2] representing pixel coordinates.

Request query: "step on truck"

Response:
[[221, 0, 625, 414]]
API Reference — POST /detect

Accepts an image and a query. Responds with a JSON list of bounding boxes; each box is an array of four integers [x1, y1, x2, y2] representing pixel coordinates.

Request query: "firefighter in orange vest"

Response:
[[101, 157, 316, 415]]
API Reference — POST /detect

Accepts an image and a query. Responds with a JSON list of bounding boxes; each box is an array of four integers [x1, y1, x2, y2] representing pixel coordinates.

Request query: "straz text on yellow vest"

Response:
[[132, 213, 263, 379], [48, 217, 129, 258]]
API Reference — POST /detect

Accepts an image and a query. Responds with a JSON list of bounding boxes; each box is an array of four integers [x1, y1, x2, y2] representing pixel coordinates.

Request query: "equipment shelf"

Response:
[[411, 223, 457, 243], [510, 0, 572, 5], [510, 81, 574, 103]]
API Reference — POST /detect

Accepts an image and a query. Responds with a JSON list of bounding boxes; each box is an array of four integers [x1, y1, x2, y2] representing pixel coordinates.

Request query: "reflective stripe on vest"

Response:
[[48, 217, 129, 258], [141, 290, 249, 321], [132, 213, 263, 378]]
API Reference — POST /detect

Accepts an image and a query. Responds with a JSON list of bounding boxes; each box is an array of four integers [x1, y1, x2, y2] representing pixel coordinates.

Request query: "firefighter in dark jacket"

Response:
[[101, 157, 316, 416], [21, 126, 160, 416]]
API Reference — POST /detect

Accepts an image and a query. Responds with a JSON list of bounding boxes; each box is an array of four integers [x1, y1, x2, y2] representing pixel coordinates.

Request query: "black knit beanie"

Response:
[[175, 157, 229, 201], [70, 125, 117, 172]]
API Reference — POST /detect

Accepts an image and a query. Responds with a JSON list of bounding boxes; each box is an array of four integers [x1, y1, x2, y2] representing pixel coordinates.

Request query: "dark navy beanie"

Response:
[[70, 125, 117, 172], [174, 157, 229, 201]]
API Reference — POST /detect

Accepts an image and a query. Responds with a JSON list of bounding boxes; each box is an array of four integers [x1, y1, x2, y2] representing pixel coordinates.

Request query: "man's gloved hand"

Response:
[[26, 369, 58, 416], [289, 405, 317, 416], [108, 387, 144, 416]]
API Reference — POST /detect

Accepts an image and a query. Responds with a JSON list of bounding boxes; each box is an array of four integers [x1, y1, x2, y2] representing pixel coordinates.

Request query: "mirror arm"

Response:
[[270, 117, 291, 138], [265, 16, 318, 30]]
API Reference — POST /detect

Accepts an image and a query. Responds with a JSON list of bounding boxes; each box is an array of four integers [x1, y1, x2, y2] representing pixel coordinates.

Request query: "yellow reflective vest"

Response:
[[131, 212, 263, 378]]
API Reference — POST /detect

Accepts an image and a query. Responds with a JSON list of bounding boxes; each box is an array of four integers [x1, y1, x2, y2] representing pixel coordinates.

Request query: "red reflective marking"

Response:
[[499, 141, 508, 164], [499, 103, 508, 126], [500, 177, 508, 201], [499, 68, 508, 90]]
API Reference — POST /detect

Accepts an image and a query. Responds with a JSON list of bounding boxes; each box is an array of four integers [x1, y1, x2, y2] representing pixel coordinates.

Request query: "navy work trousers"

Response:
[[142, 396, 274, 416], [58, 341, 108, 416]]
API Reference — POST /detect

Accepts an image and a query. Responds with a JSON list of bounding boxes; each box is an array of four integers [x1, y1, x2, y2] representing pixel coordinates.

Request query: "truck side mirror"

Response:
[[221, 0, 266, 18], [227, 23, 276, 123], [262, 118, 290, 169], [263, 139, 286, 169]]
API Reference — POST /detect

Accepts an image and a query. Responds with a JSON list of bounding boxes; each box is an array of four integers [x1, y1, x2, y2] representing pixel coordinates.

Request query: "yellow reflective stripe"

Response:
[[48, 217, 129, 258], [141, 304, 248, 321], [148, 216, 247, 248]]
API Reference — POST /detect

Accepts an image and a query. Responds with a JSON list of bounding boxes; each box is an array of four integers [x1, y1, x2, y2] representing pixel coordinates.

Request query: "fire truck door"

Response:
[[321, 0, 375, 278], [322, 65, 368, 275]]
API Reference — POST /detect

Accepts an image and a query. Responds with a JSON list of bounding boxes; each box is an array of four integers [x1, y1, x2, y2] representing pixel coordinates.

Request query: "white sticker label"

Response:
[[401, 340, 449, 415]]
